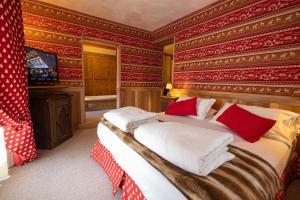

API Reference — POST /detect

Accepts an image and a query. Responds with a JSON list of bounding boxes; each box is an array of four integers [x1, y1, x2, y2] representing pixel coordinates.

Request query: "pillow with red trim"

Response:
[[165, 97, 197, 116], [216, 104, 276, 143]]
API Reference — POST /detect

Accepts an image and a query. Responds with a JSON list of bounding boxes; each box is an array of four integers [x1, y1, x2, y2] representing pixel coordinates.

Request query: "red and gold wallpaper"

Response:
[[21, 0, 163, 87], [21, 0, 300, 96], [154, 0, 300, 97]]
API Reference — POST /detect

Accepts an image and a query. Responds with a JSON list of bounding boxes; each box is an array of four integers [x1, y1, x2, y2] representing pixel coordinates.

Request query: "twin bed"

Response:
[[91, 94, 300, 200]]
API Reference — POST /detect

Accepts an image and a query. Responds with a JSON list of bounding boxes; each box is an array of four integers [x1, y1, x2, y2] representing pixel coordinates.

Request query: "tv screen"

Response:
[[25, 46, 58, 84]]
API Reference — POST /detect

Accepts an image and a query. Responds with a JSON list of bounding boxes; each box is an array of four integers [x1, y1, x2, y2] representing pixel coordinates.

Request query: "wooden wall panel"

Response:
[[120, 89, 136, 107], [150, 89, 162, 112], [120, 87, 162, 112], [137, 91, 150, 111]]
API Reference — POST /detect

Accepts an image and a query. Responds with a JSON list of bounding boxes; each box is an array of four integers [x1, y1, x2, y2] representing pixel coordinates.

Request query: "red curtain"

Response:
[[0, 0, 37, 165]]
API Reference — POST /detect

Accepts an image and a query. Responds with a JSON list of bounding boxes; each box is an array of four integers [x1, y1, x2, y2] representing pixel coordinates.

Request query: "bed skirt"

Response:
[[90, 140, 145, 200], [90, 139, 300, 200]]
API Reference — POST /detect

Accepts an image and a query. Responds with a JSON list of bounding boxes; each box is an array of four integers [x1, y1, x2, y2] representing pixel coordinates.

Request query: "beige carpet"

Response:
[[79, 110, 110, 129], [0, 127, 121, 200]]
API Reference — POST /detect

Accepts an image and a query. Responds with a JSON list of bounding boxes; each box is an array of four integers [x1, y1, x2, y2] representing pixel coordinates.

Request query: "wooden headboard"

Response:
[[171, 89, 300, 114]]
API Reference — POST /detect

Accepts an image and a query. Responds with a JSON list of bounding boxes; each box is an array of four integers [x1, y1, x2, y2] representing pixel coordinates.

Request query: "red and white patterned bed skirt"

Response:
[[90, 140, 145, 200], [90, 139, 300, 200]]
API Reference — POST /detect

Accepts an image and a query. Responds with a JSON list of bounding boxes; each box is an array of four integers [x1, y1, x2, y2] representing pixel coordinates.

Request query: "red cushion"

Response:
[[216, 104, 276, 143], [165, 97, 197, 116]]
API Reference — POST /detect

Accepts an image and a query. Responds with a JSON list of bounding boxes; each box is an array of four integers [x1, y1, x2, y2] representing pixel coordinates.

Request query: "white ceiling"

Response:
[[38, 0, 218, 31]]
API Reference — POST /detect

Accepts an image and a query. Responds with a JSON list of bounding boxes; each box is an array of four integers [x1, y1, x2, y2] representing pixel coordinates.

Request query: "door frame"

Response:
[[81, 36, 121, 109], [161, 36, 175, 86]]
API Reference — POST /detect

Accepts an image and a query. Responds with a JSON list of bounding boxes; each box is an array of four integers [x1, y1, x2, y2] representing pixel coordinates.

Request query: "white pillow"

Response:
[[210, 103, 299, 146], [206, 109, 217, 118], [210, 103, 232, 127], [177, 96, 216, 120], [266, 113, 298, 147]]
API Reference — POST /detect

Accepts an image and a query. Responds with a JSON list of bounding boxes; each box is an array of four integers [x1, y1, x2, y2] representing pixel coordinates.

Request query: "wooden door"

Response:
[[84, 52, 117, 96], [107, 56, 117, 95]]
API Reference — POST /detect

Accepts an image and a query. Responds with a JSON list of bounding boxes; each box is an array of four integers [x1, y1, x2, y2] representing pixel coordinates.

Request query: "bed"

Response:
[[91, 94, 300, 200]]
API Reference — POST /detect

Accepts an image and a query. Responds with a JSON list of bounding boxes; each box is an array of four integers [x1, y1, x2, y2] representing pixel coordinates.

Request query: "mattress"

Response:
[[97, 115, 293, 199]]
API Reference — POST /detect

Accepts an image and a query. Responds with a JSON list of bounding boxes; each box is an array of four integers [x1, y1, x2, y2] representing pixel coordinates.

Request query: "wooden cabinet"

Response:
[[29, 93, 73, 149], [83, 52, 117, 96], [160, 96, 178, 112]]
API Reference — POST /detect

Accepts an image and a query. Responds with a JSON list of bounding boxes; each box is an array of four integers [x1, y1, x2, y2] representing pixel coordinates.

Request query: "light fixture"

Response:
[[166, 82, 173, 90], [163, 82, 173, 96]]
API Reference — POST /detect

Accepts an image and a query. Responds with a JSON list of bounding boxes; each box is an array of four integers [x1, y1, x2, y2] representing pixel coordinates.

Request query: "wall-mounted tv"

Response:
[[25, 46, 58, 84]]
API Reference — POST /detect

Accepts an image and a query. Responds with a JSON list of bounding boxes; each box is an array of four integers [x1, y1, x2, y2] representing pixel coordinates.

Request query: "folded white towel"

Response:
[[199, 151, 235, 176], [134, 122, 234, 176], [103, 106, 158, 133]]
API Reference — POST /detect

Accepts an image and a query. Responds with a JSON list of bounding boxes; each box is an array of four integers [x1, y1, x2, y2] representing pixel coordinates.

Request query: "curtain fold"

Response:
[[0, 0, 37, 165]]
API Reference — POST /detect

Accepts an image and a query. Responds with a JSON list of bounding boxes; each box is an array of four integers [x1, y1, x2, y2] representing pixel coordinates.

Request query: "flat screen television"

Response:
[[25, 46, 58, 84]]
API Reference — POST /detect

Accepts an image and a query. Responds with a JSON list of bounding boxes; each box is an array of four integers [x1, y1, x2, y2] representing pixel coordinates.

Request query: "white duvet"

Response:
[[134, 122, 234, 176], [103, 106, 157, 133]]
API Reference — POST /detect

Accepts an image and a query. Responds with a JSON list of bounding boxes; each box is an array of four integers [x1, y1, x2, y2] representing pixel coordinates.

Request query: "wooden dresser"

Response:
[[160, 96, 178, 112], [29, 93, 73, 149]]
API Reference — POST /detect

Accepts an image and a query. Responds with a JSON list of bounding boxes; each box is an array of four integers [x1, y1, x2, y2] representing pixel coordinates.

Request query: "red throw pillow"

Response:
[[165, 97, 197, 116], [216, 104, 276, 143]]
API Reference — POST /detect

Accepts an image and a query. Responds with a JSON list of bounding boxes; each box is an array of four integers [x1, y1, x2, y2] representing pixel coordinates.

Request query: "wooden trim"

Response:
[[82, 51, 116, 57], [81, 37, 120, 110], [155, 37, 174, 46], [82, 36, 121, 47], [82, 42, 116, 50], [116, 44, 121, 108], [161, 36, 175, 85], [120, 87, 163, 90], [171, 88, 300, 113], [163, 53, 173, 57], [28, 85, 68, 89], [171, 36, 175, 84]]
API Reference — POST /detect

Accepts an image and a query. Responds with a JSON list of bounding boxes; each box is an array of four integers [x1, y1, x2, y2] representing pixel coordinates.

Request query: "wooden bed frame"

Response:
[[171, 89, 300, 113]]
